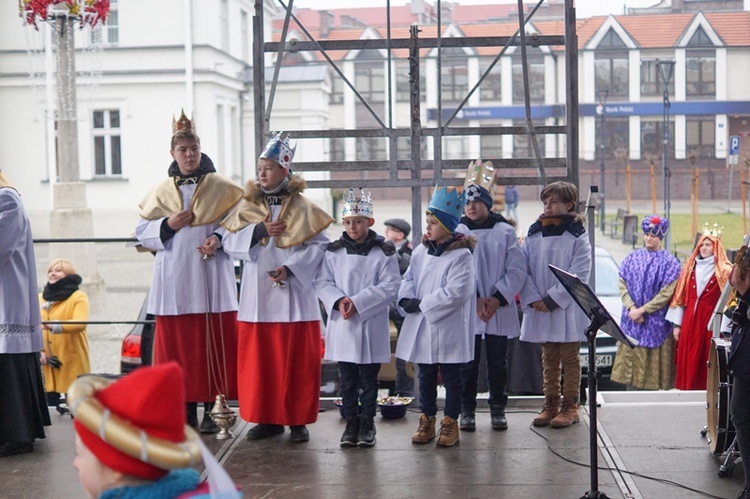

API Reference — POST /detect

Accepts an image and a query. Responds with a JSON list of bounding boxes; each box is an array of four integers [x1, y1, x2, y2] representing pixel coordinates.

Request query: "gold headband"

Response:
[[67, 375, 203, 470]]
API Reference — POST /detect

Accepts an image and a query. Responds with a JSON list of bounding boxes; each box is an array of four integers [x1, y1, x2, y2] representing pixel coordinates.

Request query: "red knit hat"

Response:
[[73, 363, 189, 480]]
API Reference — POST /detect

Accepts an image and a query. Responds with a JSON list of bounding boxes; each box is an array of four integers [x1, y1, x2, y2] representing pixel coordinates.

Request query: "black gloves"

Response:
[[399, 298, 422, 314]]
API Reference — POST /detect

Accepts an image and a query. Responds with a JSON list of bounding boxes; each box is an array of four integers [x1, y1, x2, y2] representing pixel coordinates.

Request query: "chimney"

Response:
[[672, 0, 685, 12], [320, 10, 334, 38], [440, 1, 454, 23]]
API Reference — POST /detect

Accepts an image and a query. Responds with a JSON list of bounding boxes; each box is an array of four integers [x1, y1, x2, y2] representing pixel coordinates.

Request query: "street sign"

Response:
[[730, 135, 740, 155], [730, 154, 739, 165]]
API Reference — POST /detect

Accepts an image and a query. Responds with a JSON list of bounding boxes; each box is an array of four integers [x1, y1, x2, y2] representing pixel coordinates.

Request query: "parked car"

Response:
[[580, 246, 626, 391]]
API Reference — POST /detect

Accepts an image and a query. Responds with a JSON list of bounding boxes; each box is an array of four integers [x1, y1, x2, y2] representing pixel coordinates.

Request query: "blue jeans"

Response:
[[460, 335, 508, 414], [338, 362, 381, 418], [505, 202, 518, 222], [731, 375, 750, 487], [418, 363, 462, 420]]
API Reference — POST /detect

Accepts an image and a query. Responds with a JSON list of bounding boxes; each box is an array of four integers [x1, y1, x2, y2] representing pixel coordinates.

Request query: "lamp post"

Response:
[[657, 59, 675, 252], [596, 90, 608, 232]]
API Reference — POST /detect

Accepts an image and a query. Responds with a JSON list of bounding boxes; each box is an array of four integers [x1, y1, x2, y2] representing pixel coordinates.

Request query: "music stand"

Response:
[[548, 265, 638, 499]]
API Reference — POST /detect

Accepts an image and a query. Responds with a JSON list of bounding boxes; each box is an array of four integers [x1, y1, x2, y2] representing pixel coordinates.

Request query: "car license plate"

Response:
[[580, 354, 613, 367]]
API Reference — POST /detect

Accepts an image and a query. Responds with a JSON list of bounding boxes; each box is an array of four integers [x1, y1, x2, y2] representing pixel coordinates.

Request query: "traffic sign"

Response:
[[730, 154, 739, 165], [730, 135, 740, 155]]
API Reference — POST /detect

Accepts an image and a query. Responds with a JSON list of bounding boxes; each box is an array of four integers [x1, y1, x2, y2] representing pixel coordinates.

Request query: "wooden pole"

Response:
[[626, 164, 632, 213], [690, 168, 697, 237], [650, 164, 657, 214]]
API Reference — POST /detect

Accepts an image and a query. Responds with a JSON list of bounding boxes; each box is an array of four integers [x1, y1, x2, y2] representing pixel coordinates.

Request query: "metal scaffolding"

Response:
[[252, 0, 580, 238]]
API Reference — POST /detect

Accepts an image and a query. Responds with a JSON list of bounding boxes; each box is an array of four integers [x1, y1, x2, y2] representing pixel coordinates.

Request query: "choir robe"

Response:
[[221, 199, 330, 426], [395, 236, 476, 365], [136, 180, 239, 402], [456, 213, 526, 338], [0, 181, 50, 445], [519, 217, 592, 343], [314, 234, 401, 364]]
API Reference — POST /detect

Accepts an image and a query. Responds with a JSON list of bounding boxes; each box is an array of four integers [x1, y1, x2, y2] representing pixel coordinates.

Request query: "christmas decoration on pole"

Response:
[[19, 0, 110, 30]]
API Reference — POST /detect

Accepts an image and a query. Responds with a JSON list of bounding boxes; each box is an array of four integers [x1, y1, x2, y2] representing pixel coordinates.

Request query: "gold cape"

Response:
[[221, 174, 334, 248], [138, 173, 243, 226]]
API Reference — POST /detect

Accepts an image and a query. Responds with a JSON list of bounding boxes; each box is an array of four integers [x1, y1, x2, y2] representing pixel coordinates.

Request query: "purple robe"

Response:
[[619, 248, 681, 348]]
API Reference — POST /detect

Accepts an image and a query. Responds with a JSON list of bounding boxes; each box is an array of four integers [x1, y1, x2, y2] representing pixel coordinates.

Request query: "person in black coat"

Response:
[[384, 219, 413, 396], [729, 262, 750, 499]]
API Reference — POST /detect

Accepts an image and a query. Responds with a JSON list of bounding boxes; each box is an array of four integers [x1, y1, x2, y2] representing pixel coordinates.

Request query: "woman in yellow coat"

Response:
[[39, 258, 90, 414]]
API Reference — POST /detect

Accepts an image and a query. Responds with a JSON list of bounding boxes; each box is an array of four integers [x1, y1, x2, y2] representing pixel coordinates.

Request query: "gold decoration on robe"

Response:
[[221, 174, 334, 248], [139, 173, 243, 226]]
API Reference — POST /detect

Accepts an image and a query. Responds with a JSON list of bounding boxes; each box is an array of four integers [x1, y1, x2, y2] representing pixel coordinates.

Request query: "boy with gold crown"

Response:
[[313, 189, 400, 447], [396, 185, 476, 447], [455, 160, 526, 432], [135, 111, 243, 434], [220, 132, 333, 443]]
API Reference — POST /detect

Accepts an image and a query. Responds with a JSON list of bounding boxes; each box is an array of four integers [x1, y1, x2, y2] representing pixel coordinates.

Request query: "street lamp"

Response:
[[596, 89, 608, 232], [657, 59, 675, 252]]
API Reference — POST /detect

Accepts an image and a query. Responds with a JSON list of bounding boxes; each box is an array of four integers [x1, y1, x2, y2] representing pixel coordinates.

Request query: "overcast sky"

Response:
[[285, 0, 664, 19]]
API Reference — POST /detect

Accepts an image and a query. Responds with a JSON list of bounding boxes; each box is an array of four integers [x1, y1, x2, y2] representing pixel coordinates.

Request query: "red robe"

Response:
[[674, 273, 721, 390], [154, 312, 238, 402]]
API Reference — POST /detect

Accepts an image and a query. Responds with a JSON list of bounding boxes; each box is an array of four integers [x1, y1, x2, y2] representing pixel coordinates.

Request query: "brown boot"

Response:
[[411, 413, 436, 444], [532, 395, 560, 427], [435, 416, 459, 447], [550, 398, 580, 428]]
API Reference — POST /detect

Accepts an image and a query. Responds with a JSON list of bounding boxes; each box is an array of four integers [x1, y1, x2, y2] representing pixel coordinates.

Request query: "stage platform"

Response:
[[1, 391, 742, 499]]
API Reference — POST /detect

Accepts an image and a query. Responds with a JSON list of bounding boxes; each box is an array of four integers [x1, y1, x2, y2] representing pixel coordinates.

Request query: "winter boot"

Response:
[[199, 401, 219, 434], [411, 413, 436, 444], [357, 415, 377, 448], [490, 410, 508, 431], [340, 416, 360, 447], [459, 412, 476, 431], [435, 416, 459, 447], [532, 395, 560, 427], [551, 397, 580, 428]]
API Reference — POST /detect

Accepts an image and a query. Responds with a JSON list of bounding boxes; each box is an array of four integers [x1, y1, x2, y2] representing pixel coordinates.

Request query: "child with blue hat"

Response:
[[395, 185, 476, 447]]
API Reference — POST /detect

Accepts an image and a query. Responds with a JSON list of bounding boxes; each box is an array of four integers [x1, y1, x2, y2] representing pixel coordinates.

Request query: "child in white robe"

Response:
[[314, 189, 400, 448], [396, 186, 476, 447]]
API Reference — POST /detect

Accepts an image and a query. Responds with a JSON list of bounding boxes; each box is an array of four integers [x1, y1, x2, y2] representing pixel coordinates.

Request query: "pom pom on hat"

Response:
[[641, 214, 670, 239]]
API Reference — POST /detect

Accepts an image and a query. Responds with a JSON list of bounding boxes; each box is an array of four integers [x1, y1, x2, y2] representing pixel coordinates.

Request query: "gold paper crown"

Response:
[[702, 223, 723, 239], [172, 109, 196, 135], [463, 158, 495, 192]]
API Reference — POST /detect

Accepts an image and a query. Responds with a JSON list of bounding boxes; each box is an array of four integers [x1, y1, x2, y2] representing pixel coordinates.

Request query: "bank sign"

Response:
[[426, 100, 750, 121]]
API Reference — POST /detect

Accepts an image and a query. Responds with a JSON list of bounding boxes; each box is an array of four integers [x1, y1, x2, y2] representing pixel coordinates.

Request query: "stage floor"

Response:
[[2, 390, 742, 499]]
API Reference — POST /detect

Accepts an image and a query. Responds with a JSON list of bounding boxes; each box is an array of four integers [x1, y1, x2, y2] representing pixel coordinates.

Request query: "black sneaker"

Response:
[[357, 415, 376, 448], [290, 425, 310, 443], [491, 411, 508, 431], [459, 412, 476, 431], [738, 487, 750, 499], [199, 413, 220, 434], [340, 416, 360, 447], [246, 423, 285, 440]]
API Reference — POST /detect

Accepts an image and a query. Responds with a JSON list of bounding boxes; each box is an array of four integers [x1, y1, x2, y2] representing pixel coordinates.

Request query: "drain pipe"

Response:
[[184, 0, 194, 111]]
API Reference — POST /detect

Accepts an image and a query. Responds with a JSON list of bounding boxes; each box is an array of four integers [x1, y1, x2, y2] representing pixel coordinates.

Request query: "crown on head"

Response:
[[171, 109, 196, 135], [342, 188, 373, 219], [641, 214, 670, 239], [428, 185, 466, 221], [463, 158, 495, 192], [260, 132, 296, 171], [702, 223, 723, 239]]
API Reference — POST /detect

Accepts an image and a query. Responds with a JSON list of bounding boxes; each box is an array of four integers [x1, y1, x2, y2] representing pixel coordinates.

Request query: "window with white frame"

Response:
[[91, 0, 118, 44], [93, 110, 122, 176]]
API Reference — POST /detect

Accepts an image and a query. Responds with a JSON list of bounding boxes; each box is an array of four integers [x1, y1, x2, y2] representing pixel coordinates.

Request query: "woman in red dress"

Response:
[[666, 229, 731, 390]]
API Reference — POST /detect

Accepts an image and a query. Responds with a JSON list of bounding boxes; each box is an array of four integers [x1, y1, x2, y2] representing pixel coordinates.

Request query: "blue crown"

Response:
[[428, 185, 466, 221]]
